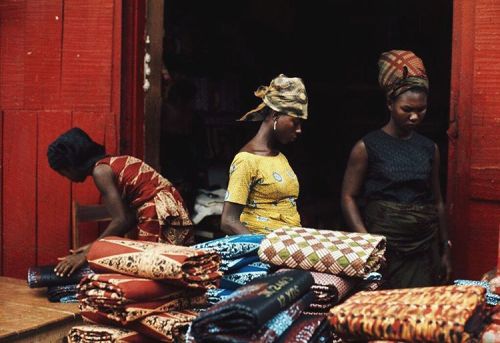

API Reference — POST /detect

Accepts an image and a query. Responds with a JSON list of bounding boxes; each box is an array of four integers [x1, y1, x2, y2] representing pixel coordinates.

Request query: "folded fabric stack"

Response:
[[27, 264, 93, 303], [329, 285, 487, 342], [191, 188, 226, 225], [79, 274, 207, 325], [277, 268, 359, 315], [276, 314, 340, 343], [69, 236, 222, 342], [67, 324, 154, 343], [87, 236, 222, 288], [193, 234, 270, 304], [190, 269, 315, 342], [258, 227, 386, 278]]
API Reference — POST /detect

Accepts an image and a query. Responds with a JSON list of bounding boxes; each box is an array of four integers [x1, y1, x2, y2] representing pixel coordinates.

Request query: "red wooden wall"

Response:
[[0, 0, 122, 278], [448, 0, 500, 279]]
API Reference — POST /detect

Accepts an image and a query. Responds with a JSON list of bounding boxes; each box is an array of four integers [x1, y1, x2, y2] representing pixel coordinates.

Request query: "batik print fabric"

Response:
[[78, 273, 206, 324], [87, 236, 221, 288], [27, 264, 93, 288], [280, 268, 359, 314], [259, 227, 386, 278], [47, 284, 79, 303], [329, 285, 487, 343], [206, 288, 235, 305], [482, 324, 500, 343], [192, 234, 265, 272], [276, 314, 340, 343], [128, 310, 198, 342], [95, 156, 193, 244], [455, 279, 500, 306], [67, 324, 153, 343], [220, 262, 271, 290], [191, 269, 314, 342]]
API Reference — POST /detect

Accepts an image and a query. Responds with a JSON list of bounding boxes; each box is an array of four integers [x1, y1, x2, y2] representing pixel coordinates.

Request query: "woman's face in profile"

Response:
[[275, 115, 303, 144], [58, 167, 88, 183]]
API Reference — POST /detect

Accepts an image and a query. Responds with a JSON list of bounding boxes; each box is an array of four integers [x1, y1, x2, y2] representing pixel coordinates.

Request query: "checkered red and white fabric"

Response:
[[258, 227, 386, 277]]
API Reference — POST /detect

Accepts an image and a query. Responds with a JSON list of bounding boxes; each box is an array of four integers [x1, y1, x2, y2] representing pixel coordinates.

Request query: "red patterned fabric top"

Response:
[[96, 155, 177, 209]]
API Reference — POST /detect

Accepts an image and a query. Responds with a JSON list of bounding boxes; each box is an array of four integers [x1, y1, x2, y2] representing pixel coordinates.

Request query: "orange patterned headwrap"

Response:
[[378, 50, 429, 99]]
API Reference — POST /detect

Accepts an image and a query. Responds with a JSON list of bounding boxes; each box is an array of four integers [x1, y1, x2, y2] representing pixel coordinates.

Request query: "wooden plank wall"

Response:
[[0, 0, 121, 278], [448, 0, 500, 279]]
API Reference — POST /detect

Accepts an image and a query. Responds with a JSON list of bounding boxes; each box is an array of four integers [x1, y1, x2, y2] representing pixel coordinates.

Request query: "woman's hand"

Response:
[[55, 251, 87, 277]]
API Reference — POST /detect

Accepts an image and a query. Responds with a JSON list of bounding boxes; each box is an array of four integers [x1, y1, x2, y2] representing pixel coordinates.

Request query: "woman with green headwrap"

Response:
[[341, 50, 452, 289], [221, 74, 308, 235]]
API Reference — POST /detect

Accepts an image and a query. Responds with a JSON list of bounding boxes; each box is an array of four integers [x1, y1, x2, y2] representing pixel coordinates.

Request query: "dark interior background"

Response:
[[160, 0, 453, 229]]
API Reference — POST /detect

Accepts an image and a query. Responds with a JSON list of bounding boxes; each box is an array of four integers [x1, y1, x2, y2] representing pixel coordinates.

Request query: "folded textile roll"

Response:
[[329, 285, 487, 342], [87, 236, 222, 288], [206, 288, 235, 305], [276, 314, 341, 343], [79, 273, 207, 324], [278, 268, 359, 314], [220, 262, 271, 290], [67, 324, 153, 343], [193, 234, 265, 271], [191, 269, 314, 342], [27, 264, 93, 288], [47, 284, 79, 303], [258, 227, 386, 277], [455, 279, 500, 306], [128, 310, 198, 342]]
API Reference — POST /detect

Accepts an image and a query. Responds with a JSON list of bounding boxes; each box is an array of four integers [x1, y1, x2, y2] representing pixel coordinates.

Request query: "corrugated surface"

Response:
[[0, 1, 121, 278], [449, 0, 500, 279]]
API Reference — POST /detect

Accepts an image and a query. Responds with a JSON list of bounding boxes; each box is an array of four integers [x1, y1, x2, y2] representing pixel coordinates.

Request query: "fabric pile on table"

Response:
[[189, 269, 333, 343], [193, 234, 271, 304], [69, 236, 222, 342]]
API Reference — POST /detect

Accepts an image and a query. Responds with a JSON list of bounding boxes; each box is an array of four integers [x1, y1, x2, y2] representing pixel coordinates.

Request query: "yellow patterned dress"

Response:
[[225, 152, 301, 234]]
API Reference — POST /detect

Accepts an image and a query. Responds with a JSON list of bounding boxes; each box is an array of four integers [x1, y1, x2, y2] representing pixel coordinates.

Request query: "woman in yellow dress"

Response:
[[221, 74, 308, 235]]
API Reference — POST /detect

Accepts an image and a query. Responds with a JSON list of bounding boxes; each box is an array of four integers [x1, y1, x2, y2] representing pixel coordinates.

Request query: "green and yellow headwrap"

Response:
[[238, 74, 308, 121]]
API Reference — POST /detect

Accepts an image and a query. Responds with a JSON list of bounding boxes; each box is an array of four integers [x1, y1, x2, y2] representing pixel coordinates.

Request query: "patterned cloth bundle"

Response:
[[205, 288, 235, 305], [28, 264, 93, 303], [329, 285, 487, 342], [258, 227, 386, 278], [87, 236, 222, 288], [27, 264, 94, 288], [190, 269, 314, 342], [78, 273, 206, 325], [193, 234, 270, 290], [481, 323, 500, 343], [455, 279, 500, 306], [67, 324, 153, 343], [127, 310, 199, 342], [47, 284, 79, 303], [276, 314, 340, 343], [277, 268, 359, 315]]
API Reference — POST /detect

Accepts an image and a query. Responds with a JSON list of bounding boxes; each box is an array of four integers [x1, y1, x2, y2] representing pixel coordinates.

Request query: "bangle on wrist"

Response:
[[442, 239, 452, 249]]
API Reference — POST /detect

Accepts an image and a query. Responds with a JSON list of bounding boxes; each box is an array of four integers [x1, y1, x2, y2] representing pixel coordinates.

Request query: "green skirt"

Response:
[[364, 200, 441, 289]]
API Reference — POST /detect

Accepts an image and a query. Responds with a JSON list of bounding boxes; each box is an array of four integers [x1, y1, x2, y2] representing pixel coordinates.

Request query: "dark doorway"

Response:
[[160, 0, 452, 229]]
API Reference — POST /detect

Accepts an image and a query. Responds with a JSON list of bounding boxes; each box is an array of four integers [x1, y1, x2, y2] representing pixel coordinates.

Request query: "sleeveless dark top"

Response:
[[362, 130, 436, 204]]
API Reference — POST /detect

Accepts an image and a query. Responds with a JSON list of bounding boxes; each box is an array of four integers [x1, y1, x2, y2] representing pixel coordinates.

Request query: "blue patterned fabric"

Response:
[[206, 288, 235, 305], [192, 234, 265, 272], [454, 279, 500, 305], [47, 284, 79, 303], [220, 261, 271, 290]]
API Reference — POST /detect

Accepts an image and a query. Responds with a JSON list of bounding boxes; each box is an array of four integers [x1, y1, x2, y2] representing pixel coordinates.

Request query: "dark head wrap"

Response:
[[378, 50, 429, 99], [47, 127, 105, 173]]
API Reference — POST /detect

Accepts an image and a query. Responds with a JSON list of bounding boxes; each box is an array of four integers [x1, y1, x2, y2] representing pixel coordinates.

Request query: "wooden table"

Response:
[[0, 277, 82, 342]]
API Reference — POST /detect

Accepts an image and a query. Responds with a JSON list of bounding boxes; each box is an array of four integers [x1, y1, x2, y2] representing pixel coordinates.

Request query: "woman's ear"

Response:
[[386, 97, 393, 112]]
